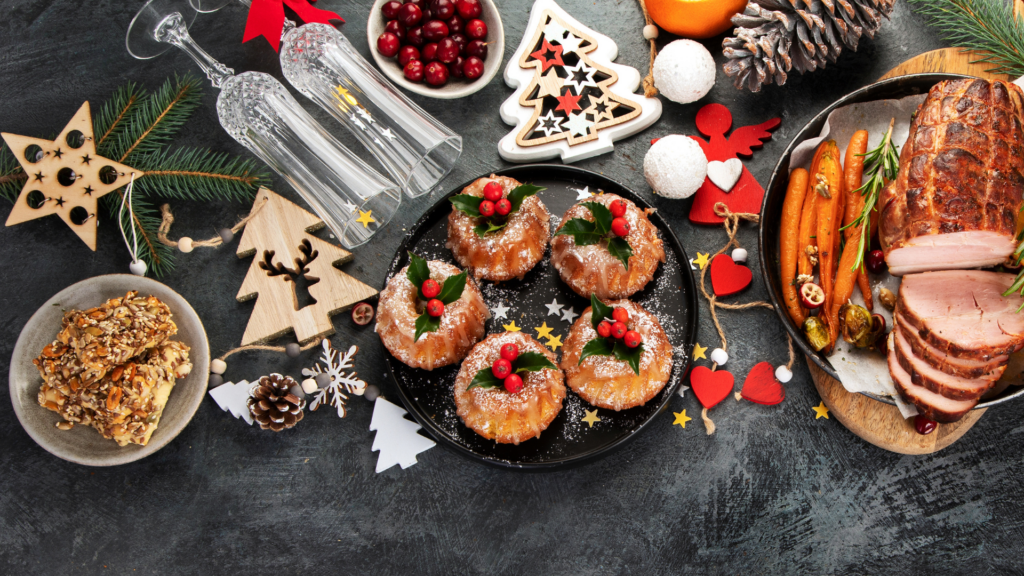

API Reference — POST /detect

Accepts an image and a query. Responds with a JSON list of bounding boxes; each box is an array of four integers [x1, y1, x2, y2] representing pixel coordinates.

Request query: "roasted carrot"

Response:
[[843, 130, 872, 310], [797, 145, 828, 279], [813, 141, 845, 349], [830, 223, 864, 343], [780, 168, 810, 325]]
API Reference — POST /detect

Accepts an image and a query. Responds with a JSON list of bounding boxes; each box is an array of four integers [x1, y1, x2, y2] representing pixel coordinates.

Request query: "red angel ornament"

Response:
[[244, 0, 344, 52], [688, 103, 780, 224]]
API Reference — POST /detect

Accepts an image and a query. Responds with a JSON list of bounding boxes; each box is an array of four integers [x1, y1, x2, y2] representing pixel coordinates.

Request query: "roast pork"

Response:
[[888, 334, 977, 423]]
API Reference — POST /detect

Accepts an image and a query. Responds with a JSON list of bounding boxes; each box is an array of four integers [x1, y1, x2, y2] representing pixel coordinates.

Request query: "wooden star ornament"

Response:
[[2, 102, 141, 250]]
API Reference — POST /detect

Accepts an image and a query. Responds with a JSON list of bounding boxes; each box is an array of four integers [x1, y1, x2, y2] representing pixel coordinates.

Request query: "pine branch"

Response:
[[102, 191, 176, 277], [93, 82, 145, 153], [908, 0, 1024, 77], [109, 73, 203, 165], [132, 147, 268, 202], [0, 143, 25, 203]]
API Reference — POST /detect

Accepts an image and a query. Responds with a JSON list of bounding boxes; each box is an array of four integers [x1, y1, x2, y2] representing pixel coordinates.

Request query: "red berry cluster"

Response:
[[609, 198, 630, 238], [377, 0, 489, 87], [596, 306, 642, 348], [491, 343, 523, 393], [421, 278, 445, 317], [477, 181, 510, 217]]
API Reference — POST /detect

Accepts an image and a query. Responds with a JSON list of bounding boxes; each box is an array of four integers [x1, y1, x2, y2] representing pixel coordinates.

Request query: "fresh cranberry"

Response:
[[866, 249, 886, 274], [597, 320, 612, 338], [431, 0, 456, 19], [612, 307, 629, 324], [397, 45, 420, 67], [422, 42, 438, 61], [376, 32, 400, 57], [406, 26, 425, 47], [421, 278, 440, 299], [437, 37, 459, 63], [495, 198, 511, 216], [456, 0, 482, 19], [448, 56, 465, 78], [478, 199, 495, 217], [466, 39, 487, 59], [500, 342, 519, 362], [609, 199, 627, 218], [425, 61, 449, 85], [427, 298, 444, 316], [503, 373, 523, 394], [422, 8, 433, 19], [405, 0, 426, 7], [397, 3, 423, 27], [914, 415, 937, 435], [385, 19, 406, 40], [610, 321, 627, 339], [483, 181, 503, 202], [422, 20, 449, 41], [404, 59, 425, 82], [446, 15, 464, 34], [623, 330, 642, 348], [449, 33, 468, 54], [492, 358, 512, 379], [381, 0, 403, 19], [463, 55, 484, 79], [611, 217, 630, 237], [465, 18, 487, 39]]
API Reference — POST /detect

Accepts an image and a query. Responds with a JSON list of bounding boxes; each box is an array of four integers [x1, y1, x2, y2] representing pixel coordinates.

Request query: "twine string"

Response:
[[217, 338, 322, 363], [634, 0, 659, 97], [157, 196, 269, 249]]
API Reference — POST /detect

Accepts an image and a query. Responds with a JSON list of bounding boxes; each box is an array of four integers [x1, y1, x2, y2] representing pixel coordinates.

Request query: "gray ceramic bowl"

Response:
[[9, 275, 210, 466], [367, 0, 504, 99]]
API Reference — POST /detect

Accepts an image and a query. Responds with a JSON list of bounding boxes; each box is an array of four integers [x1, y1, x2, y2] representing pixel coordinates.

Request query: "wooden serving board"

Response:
[[808, 46, 1014, 454]]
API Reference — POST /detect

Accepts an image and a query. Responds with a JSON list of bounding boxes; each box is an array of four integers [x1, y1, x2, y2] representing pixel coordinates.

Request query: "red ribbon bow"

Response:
[[243, 0, 344, 52]]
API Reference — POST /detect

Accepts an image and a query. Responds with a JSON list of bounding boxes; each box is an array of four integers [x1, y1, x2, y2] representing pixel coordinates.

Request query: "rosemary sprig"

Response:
[[908, 0, 1024, 78], [1002, 232, 1024, 309], [841, 118, 900, 271]]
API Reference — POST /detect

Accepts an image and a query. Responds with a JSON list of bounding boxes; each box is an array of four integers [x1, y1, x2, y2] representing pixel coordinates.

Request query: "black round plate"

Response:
[[383, 165, 698, 470]]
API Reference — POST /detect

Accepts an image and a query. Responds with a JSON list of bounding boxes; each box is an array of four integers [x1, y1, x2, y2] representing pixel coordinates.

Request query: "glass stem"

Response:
[[154, 12, 234, 88], [236, 0, 296, 35]]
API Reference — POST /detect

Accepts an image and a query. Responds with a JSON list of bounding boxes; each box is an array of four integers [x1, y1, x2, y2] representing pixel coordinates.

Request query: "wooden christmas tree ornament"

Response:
[[236, 187, 378, 346], [2, 102, 141, 250]]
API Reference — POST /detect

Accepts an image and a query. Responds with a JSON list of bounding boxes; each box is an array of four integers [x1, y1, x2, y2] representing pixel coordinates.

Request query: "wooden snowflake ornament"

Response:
[[2, 102, 140, 250], [498, 0, 662, 163], [236, 187, 378, 346], [302, 339, 366, 418]]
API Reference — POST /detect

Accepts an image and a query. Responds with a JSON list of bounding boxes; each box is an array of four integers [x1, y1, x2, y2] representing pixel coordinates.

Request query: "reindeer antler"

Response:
[[259, 249, 293, 279], [294, 239, 319, 274]]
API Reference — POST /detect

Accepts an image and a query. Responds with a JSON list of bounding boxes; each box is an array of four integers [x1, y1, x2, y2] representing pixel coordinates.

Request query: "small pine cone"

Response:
[[248, 374, 306, 432]]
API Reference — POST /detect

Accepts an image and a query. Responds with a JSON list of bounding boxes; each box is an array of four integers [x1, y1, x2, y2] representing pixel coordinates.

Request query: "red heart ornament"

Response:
[[689, 366, 734, 409], [740, 362, 786, 405], [710, 254, 752, 297]]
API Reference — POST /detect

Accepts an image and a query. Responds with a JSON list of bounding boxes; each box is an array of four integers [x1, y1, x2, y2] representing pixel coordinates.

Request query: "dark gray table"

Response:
[[3, 1, 1020, 573]]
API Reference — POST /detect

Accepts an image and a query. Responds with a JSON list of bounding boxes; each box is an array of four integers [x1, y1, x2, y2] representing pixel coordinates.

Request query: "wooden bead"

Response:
[[643, 24, 658, 40], [219, 228, 234, 243], [710, 348, 729, 366], [315, 373, 332, 388], [301, 378, 319, 394], [285, 343, 301, 358], [178, 237, 194, 253], [208, 374, 223, 388], [775, 365, 793, 383], [129, 259, 148, 276], [364, 384, 380, 401], [731, 248, 748, 263], [210, 359, 227, 374]]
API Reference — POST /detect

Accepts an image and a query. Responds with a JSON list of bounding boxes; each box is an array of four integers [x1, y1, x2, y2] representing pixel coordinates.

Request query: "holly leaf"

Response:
[[467, 366, 501, 390], [582, 201, 613, 235], [449, 194, 482, 218], [473, 221, 507, 238], [612, 341, 644, 375], [406, 252, 431, 296], [437, 272, 466, 304], [590, 294, 612, 330], [554, 218, 602, 246], [606, 237, 633, 271], [414, 312, 440, 342], [513, 351, 556, 373], [578, 337, 614, 365], [507, 184, 544, 212]]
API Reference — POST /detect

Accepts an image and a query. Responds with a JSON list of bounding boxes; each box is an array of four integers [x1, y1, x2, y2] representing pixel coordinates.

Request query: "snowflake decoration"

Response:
[[302, 339, 367, 418]]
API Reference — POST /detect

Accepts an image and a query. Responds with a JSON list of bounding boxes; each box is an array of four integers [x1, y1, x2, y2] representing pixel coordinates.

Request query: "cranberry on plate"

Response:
[[462, 55, 484, 79], [404, 59, 425, 82]]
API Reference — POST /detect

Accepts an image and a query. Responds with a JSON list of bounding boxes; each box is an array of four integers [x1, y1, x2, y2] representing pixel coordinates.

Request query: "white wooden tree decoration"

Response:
[[2, 102, 140, 250], [236, 187, 378, 346], [369, 398, 436, 473], [498, 0, 662, 163], [302, 339, 366, 418], [208, 380, 256, 425]]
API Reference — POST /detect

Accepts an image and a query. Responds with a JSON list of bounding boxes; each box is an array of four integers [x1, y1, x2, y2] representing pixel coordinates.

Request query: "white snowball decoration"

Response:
[[644, 135, 708, 199], [129, 259, 148, 276], [653, 39, 716, 104], [210, 359, 227, 375], [710, 348, 729, 366], [775, 365, 793, 383], [732, 248, 748, 263], [643, 24, 659, 40]]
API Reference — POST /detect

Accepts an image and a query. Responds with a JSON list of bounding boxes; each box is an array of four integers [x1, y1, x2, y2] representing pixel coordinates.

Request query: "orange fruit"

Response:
[[646, 0, 746, 39]]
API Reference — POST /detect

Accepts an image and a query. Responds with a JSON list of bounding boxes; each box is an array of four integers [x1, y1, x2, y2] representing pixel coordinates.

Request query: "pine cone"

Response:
[[248, 374, 305, 432], [723, 0, 896, 92]]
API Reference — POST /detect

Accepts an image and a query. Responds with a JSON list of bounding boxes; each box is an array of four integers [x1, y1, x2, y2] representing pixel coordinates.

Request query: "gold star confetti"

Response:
[[673, 410, 692, 428], [503, 320, 522, 332], [534, 322, 554, 339], [812, 402, 830, 420], [334, 85, 358, 106], [582, 409, 601, 427], [693, 343, 707, 361], [545, 334, 562, 351], [694, 252, 710, 269], [356, 210, 375, 228]]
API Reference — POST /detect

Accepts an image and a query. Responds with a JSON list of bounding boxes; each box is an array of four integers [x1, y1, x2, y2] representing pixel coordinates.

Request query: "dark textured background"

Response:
[[3, 0, 1020, 574]]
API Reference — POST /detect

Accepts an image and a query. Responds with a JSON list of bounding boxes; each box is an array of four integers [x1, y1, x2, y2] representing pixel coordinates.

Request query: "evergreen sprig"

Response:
[[103, 74, 203, 164], [908, 0, 1024, 77], [0, 143, 23, 204], [132, 147, 264, 202]]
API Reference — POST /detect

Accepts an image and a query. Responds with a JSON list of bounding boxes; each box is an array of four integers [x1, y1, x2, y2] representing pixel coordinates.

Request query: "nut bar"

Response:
[[38, 341, 192, 446], [56, 291, 177, 384]]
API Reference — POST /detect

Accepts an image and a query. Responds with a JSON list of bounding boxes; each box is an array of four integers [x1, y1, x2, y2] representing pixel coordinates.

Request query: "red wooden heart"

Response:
[[689, 365, 734, 409], [740, 362, 786, 405], [710, 254, 752, 297]]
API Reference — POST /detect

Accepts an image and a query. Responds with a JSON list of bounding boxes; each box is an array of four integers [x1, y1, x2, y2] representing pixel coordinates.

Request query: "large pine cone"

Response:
[[248, 374, 305, 432]]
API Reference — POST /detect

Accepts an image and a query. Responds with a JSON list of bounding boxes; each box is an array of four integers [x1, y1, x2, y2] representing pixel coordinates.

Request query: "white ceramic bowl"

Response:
[[9, 275, 210, 466], [367, 0, 504, 99]]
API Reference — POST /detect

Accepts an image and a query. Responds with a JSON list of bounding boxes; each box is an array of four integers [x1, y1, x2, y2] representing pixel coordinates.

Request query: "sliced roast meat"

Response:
[[888, 335, 977, 422], [895, 312, 1007, 378], [893, 327, 999, 401], [884, 232, 1017, 276]]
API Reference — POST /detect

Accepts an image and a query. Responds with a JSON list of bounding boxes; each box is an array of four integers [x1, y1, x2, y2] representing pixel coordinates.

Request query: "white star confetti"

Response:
[[562, 60, 598, 94], [350, 114, 366, 130], [561, 306, 578, 323], [358, 108, 374, 123], [536, 109, 564, 137], [676, 385, 690, 399], [381, 128, 396, 141], [564, 112, 593, 137], [559, 32, 583, 54], [574, 186, 593, 200], [689, 258, 697, 271], [545, 298, 563, 316], [491, 302, 509, 320]]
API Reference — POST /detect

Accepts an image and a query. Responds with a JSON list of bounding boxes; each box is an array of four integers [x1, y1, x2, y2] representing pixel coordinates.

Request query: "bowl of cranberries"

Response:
[[368, 0, 504, 99]]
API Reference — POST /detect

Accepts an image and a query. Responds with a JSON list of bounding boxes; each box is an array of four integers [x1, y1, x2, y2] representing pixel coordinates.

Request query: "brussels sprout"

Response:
[[840, 303, 872, 347], [803, 317, 829, 351]]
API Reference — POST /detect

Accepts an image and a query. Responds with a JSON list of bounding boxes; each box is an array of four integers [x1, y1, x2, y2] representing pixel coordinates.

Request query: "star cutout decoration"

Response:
[[52, 147, 64, 159], [583, 92, 618, 123], [530, 39, 565, 73], [3, 101, 141, 250], [813, 402, 830, 420], [542, 20, 569, 43], [535, 322, 554, 340], [536, 109, 565, 138], [574, 186, 593, 200], [673, 410, 692, 429], [545, 334, 562, 351], [381, 128, 397, 141], [581, 409, 601, 428], [545, 298, 563, 316], [554, 88, 583, 115], [676, 385, 690, 399], [536, 69, 564, 98], [491, 302, 509, 320], [561, 307, 578, 323], [693, 343, 708, 361], [81, 154, 91, 165], [503, 320, 522, 332], [563, 112, 593, 138], [562, 60, 598, 94], [558, 32, 583, 54], [694, 252, 710, 269], [356, 210, 375, 228]]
